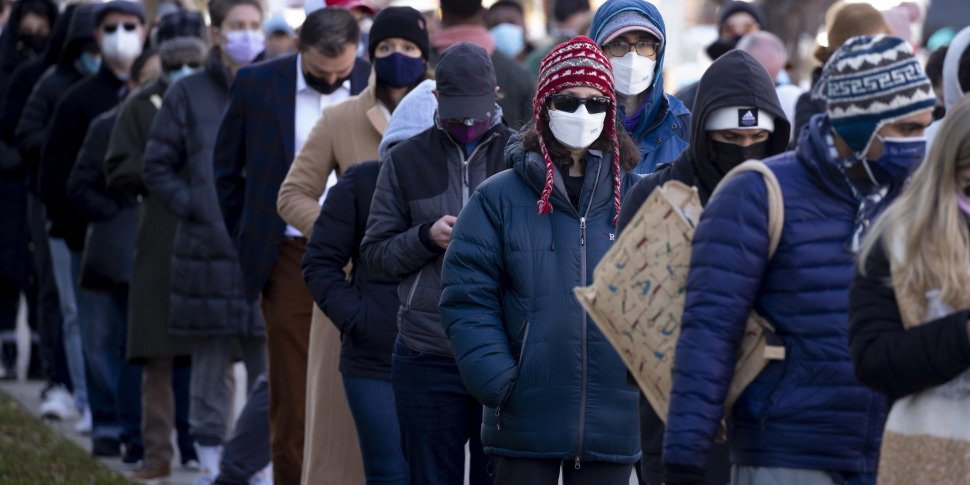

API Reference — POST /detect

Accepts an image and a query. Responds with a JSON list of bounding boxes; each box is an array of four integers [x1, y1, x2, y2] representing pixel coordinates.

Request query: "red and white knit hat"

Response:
[[534, 35, 621, 224]]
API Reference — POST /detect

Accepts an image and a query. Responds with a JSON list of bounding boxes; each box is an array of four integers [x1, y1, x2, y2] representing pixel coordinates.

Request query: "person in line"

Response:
[[661, 35, 935, 485], [849, 96, 970, 485], [104, 10, 207, 481], [65, 46, 159, 464], [440, 36, 643, 484], [274, 7, 430, 484], [360, 42, 514, 485], [214, 7, 372, 484], [793, 1, 891, 142], [0, 0, 58, 383], [675, 1, 766, 110], [262, 11, 295, 59], [301, 80, 438, 485], [39, 0, 146, 452], [588, 0, 690, 174], [141, 0, 266, 482], [429, 0, 535, 129], [523, 0, 590, 79], [616, 49, 790, 485], [485, 1, 533, 63]]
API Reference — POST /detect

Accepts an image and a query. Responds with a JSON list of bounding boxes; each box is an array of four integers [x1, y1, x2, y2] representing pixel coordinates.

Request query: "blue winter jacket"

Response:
[[589, 0, 690, 175], [663, 115, 892, 474], [440, 137, 641, 465]]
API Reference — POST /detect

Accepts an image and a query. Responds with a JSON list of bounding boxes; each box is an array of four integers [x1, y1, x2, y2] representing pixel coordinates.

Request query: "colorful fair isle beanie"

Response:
[[534, 35, 621, 223], [812, 34, 936, 159]]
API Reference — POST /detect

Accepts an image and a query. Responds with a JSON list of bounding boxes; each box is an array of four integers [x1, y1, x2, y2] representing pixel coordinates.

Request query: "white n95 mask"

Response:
[[548, 105, 607, 150], [610, 51, 656, 96]]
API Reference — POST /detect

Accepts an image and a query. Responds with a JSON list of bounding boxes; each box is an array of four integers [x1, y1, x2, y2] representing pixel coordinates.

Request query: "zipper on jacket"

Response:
[[573, 156, 602, 469], [404, 271, 422, 310], [495, 320, 531, 431], [446, 132, 497, 208]]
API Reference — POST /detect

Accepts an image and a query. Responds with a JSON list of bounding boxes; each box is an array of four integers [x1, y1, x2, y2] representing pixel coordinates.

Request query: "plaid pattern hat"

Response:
[[534, 35, 621, 223], [813, 35, 935, 159]]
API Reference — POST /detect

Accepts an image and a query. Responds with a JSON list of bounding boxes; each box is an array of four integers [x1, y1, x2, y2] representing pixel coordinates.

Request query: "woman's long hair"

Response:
[[860, 96, 970, 325]]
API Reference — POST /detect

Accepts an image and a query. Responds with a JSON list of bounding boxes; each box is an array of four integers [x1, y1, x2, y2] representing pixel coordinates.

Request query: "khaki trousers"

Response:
[[301, 303, 366, 484]]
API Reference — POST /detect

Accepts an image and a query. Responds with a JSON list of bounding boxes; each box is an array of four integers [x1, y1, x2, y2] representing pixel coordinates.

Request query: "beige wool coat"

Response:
[[277, 75, 387, 485]]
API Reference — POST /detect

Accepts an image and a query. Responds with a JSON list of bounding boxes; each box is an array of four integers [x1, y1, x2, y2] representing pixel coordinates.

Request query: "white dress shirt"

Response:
[[285, 54, 351, 238]]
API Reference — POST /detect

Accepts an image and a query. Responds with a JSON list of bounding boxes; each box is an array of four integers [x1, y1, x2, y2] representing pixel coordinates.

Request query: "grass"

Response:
[[0, 390, 129, 484]]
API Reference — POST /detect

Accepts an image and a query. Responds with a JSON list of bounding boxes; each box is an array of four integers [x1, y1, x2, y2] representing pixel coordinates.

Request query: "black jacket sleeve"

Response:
[[39, 93, 86, 218], [66, 114, 126, 221], [302, 164, 362, 334], [213, 76, 247, 240], [15, 79, 55, 165], [849, 240, 970, 401], [142, 84, 193, 220]]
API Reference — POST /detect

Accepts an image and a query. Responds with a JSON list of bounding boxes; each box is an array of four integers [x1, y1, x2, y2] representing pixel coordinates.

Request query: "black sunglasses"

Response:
[[102, 22, 139, 34], [164, 61, 202, 71], [548, 94, 611, 114]]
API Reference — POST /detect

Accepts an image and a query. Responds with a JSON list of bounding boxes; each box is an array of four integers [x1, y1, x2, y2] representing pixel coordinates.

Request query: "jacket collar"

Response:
[[204, 46, 234, 91], [511, 139, 615, 218]]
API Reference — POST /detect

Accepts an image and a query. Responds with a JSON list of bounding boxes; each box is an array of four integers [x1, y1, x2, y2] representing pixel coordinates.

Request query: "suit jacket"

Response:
[[215, 54, 371, 302]]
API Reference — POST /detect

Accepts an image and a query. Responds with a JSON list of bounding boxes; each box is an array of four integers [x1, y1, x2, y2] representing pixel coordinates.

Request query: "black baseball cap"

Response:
[[435, 42, 497, 121], [95, 0, 147, 26]]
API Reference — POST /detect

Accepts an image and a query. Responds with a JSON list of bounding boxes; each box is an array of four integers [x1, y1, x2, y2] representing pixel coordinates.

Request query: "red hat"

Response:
[[534, 35, 621, 224], [327, 0, 375, 16]]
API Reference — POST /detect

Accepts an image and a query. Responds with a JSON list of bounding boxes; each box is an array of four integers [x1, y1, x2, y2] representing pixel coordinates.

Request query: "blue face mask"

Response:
[[860, 135, 927, 186], [78, 52, 101, 75], [490, 23, 525, 58], [374, 52, 425, 89], [168, 65, 199, 84]]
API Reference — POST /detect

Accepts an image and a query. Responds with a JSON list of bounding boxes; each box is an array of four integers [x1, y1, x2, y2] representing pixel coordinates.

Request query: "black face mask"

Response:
[[305, 70, 351, 95], [963, 185, 970, 198], [16, 33, 48, 57], [933, 105, 946, 121], [705, 35, 741, 61], [709, 139, 769, 173]]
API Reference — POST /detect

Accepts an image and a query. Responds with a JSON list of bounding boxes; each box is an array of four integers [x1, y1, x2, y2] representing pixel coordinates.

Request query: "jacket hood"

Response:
[[942, 26, 970, 110], [379, 79, 438, 160], [0, 0, 58, 74], [589, 0, 666, 93], [40, 3, 74, 68], [61, 3, 97, 67], [689, 50, 791, 191]]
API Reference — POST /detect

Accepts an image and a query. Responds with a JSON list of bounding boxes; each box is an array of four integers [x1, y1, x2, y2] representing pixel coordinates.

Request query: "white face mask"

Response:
[[610, 51, 656, 96], [548, 105, 607, 150], [101, 27, 143, 64]]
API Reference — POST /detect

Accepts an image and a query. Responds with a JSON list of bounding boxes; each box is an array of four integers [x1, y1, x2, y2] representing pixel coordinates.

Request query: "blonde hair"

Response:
[[860, 96, 970, 326], [815, 2, 892, 64]]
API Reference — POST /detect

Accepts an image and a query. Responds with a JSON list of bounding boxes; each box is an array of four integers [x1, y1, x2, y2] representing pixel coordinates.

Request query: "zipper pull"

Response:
[[574, 457, 581, 470], [579, 217, 586, 246], [494, 407, 501, 430]]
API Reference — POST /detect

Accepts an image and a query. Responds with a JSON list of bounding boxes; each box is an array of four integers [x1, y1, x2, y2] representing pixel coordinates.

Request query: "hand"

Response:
[[429, 215, 457, 249]]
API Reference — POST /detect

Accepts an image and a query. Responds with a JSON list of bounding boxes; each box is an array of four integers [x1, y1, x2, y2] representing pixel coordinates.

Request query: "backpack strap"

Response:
[[710, 160, 784, 259]]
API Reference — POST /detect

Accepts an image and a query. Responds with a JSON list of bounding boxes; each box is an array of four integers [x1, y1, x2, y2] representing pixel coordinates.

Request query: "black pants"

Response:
[[492, 456, 634, 485]]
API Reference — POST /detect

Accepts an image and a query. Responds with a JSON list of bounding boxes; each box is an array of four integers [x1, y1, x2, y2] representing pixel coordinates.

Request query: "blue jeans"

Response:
[[343, 375, 408, 485], [70, 251, 136, 441], [391, 336, 493, 485], [49, 238, 86, 411]]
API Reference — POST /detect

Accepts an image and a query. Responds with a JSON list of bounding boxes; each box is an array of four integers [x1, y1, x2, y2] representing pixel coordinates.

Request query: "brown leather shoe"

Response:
[[129, 461, 171, 483]]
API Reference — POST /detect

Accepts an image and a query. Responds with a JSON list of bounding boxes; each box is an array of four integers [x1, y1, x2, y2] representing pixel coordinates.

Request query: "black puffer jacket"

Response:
[[360, 113, 513, 357], [143, 47, 263, 337]]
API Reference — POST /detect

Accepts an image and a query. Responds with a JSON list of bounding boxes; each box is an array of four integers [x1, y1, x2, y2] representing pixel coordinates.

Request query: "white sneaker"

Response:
[[74, 406, 92, 435], [249, 463, 273, 485], [193, 444, 222, 485], [39, 385, 76, 421]]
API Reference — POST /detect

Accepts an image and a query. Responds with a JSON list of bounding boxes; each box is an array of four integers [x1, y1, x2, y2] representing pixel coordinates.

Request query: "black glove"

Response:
[[663, 463, 706, 485]]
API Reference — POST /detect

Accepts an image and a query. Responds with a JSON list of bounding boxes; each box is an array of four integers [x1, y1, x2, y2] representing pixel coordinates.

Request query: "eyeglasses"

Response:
[[548, 94, 611, 114], [602, 40, 659, 58], [103, 23, 139, 34], [164, 62, 202, 71]]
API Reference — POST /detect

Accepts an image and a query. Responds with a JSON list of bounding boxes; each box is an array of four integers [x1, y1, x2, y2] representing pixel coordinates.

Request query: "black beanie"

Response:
[[717, 1, 766, 32], [367, 6, 430, 61]]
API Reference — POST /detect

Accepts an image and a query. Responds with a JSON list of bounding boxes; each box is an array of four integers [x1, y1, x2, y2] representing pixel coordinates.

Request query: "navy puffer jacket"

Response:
[[440, 136, 641, 465], [663, 115, 893, 474]]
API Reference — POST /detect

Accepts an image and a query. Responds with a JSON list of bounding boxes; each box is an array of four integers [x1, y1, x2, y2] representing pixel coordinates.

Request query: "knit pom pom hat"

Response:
[[534, 35, 621, 223]]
